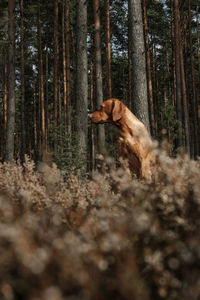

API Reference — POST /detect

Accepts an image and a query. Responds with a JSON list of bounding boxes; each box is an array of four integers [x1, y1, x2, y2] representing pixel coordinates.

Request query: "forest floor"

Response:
[[0, 147, 200, 300]]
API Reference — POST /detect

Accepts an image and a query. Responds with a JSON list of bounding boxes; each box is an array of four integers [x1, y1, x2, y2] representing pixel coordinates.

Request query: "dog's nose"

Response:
[[89, 113, 92, 118]]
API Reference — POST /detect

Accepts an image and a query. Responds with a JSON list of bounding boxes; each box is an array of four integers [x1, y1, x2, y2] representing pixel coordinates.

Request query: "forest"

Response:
[[0, 0, 200, 299]]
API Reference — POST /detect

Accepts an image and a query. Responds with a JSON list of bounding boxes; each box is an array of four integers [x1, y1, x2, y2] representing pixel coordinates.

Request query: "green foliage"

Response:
[[158, 103, 182, 146], [49, 120, 87, 176]]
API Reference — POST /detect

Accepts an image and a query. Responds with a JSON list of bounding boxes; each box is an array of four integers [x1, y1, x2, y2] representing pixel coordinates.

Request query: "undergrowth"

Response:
[[0, 147, 200, 300]]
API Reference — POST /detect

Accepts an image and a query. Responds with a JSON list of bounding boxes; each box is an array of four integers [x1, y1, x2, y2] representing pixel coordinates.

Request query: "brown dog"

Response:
[[89, 98, 155, 180]]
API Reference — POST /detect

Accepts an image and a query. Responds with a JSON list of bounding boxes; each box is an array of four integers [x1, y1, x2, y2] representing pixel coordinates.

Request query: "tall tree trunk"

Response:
[[45, 25, 49, 151], [128, 0, 150, 132], [76, 0, 88, 175], [62, 0, 67, 130], [105, 0, 112, 99], [54, 0, 59, 125], [20, 0, 26, 162], [152, 45, 158, 135], [3, 51, 8, 146], [188, 0, 199, 157], [128, 12, 132, 110], [170, 0, 176, 107], [197, 3, 200, 90], [174, 0, 190, 155], [142, 0, 155, 136], [33, 83, 37, 159], [65, 0, 71, 138], [37, 0, 45, 157], [93, 0, 105, 153], [6, 0, 16, 162], [90, 33, 95, 173], [174, 0, 183, 149]]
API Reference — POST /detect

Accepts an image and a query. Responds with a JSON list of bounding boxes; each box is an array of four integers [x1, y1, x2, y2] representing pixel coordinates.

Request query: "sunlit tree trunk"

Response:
[[142, 0, 155, 136], [90, 32, 96, 173], [93, 0, 105, 153], [128, 0, 150, 131], [6, 0, 16, 162], [76, 0, 88, 174]]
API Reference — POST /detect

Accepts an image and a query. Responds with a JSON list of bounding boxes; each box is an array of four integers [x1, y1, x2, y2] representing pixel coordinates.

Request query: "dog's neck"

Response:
[[116, 107, 148, 139]]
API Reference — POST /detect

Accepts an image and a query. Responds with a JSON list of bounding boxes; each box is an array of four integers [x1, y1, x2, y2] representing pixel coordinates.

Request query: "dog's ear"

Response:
[[112, 101, 125, 121]]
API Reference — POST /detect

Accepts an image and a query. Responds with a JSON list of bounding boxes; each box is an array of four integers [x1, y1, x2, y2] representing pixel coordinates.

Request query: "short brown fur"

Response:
[[89, 98, 155, 180]]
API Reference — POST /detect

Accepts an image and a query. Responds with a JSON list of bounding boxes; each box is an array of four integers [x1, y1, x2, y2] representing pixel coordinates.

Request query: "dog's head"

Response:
[[89, 98, 126, 124]]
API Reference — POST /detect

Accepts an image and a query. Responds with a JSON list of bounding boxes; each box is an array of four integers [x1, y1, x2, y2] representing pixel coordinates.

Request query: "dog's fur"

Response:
[[89, 98, 155, 179]]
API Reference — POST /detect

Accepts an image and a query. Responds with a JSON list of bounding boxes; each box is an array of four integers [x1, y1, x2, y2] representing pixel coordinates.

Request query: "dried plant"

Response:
[[0, 150, 200, 300]]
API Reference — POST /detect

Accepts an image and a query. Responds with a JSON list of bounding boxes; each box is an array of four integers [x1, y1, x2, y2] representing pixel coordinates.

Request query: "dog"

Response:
[[89, 98, 155, 180]]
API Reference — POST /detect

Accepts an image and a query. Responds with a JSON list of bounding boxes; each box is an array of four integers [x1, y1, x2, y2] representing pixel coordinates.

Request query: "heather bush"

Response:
[[0, 151, 200, 300]]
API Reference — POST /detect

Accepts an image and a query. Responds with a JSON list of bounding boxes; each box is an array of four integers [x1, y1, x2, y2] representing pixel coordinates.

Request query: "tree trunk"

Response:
[[6, 0, 16, 162], [128, 0, 150, 132], [3, 51, 8, 148], [33, 83, 37, 159], [170, 0, 176, 107], [54, 0, 59, 125], [62, 0, 67, 130], [197, 3, 200, 90], [105, 0, 112, 99], [45, 24, 49, 152], [90, 33, 96, 173], [93, 0, 105, 153], [65, 0, 71, 138], [174, 0, 190, 155], [142, 0, 155, 136], [76, 0, 88, 175], [37, 0, 45, 156], [174, 0, 183, 149], [20, 0, 26, 162], [188, 0, 199, 157]]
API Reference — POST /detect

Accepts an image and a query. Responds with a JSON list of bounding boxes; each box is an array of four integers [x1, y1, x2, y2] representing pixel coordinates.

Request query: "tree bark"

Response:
[[93, 0, 105, 153], [128, 0, 150, 132], [6, 0, 16, 162], [45, 24, 49, 151], [105, 0, 112, 99], [76, 0, 88, 174], [54, 0, 59, 125], [142, 0, 155, 136], [37, 0, 45, 156], [65, 0, 71, 138], [20, 0, 26, 162], [3, 51, 8, 141], [62, 0, 67, 130], [174, 0, 183, 149], [174, 0, 190, 155], [90, 33, 96, 173], [188, 0, 199, 157]]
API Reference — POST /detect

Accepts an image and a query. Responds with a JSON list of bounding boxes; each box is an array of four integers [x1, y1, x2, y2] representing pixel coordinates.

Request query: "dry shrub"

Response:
[[0, 151, 200, 300]]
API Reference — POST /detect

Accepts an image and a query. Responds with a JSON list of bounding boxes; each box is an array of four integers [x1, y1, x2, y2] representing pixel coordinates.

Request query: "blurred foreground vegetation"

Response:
[[0, 147, 200, 300]]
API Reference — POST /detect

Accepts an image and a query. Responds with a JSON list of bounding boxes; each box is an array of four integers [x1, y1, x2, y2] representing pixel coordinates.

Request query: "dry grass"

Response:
[[0, 149, 200, 300]]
